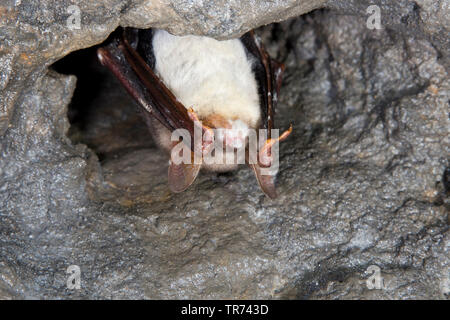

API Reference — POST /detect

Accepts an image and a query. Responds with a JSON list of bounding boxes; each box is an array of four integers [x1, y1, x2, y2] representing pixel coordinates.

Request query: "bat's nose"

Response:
[[215, 120, 249, 149]]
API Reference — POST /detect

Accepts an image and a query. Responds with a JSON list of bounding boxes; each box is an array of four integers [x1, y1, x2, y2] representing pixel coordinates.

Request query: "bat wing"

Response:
[[98, 28, 291, 198], [97, 28, 205, 193], [240, 31, 292, 199]]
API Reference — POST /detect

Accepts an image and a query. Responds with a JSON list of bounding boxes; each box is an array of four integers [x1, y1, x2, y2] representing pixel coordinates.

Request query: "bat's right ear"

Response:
[[249, 163, 277, 199], [168, 160, 201, 193]]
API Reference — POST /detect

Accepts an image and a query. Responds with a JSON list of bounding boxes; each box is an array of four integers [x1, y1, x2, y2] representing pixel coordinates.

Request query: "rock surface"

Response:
[[0, 0, 448, 299]]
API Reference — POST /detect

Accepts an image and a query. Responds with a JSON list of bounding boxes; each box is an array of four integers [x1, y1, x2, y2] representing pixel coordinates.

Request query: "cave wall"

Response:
[[0, 0, 448, 299]]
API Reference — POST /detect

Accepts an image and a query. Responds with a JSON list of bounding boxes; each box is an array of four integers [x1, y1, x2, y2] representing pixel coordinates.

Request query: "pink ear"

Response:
[[168, 158, 201, 193], [249, 162, 277, 199]]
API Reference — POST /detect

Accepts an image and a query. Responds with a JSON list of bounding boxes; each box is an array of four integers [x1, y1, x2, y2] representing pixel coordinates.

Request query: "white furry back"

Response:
[[152, 30, 261, 128]]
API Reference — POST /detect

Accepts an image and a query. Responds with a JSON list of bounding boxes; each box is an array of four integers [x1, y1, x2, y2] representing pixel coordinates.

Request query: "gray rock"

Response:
[[326, 0, 450, 64], [0, 0, 448, 299]]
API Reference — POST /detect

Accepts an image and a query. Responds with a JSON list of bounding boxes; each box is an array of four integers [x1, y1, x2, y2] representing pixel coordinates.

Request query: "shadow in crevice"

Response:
[[52, 34, 155, 162]]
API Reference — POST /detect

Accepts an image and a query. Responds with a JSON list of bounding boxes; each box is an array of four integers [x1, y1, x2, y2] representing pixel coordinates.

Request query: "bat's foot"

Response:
[[258, 124, 292, 167]]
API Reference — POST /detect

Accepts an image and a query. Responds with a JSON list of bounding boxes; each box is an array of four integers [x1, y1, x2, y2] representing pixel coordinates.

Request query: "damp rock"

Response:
[[0, 0, 448, 299]]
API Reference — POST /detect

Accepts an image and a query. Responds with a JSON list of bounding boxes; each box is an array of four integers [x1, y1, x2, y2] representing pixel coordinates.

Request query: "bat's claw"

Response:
[[187, 107, 200, 122], [259, 124, 292, 167]]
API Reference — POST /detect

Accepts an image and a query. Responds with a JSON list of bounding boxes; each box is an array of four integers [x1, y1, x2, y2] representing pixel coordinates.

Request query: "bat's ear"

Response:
[[168, 161, 201, 193], [249, 125, 293, 199], [249, 163, 277, 199]]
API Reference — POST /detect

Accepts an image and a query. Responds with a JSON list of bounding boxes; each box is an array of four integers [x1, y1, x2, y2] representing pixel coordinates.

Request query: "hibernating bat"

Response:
[[97, 28, 292, 198]]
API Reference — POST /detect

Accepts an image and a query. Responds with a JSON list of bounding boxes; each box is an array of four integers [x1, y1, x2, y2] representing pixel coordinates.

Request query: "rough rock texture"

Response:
[[0, 0, 328, 136], [0, 0, 449, 299]]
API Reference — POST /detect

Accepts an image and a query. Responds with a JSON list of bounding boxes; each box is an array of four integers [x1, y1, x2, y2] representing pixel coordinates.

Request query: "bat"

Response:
[[97, 28, 292, 198]]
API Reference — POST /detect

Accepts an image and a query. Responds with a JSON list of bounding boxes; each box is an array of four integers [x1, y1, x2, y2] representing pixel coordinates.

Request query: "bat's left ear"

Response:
[[168, 160, 201, 193], [168, 109, 215, 194]]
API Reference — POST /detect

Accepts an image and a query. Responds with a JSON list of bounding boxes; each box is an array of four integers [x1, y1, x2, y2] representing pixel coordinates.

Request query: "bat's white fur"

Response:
[[152, 29, 261, 129]]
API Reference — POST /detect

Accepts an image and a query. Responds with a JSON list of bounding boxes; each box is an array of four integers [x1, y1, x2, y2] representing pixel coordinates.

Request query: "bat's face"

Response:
[[203, 114, 252, 150], [186, 113, 252, 172]]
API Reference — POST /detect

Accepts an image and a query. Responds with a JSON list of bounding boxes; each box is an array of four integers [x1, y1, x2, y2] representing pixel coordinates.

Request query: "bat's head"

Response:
[[184, 110, 253, 172]]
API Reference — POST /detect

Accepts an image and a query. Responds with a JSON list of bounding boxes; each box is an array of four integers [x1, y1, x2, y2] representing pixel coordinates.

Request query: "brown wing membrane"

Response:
[[97, 42, 171, 131], [240, 31, 285, 137], [240, 31, 291, 199]]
